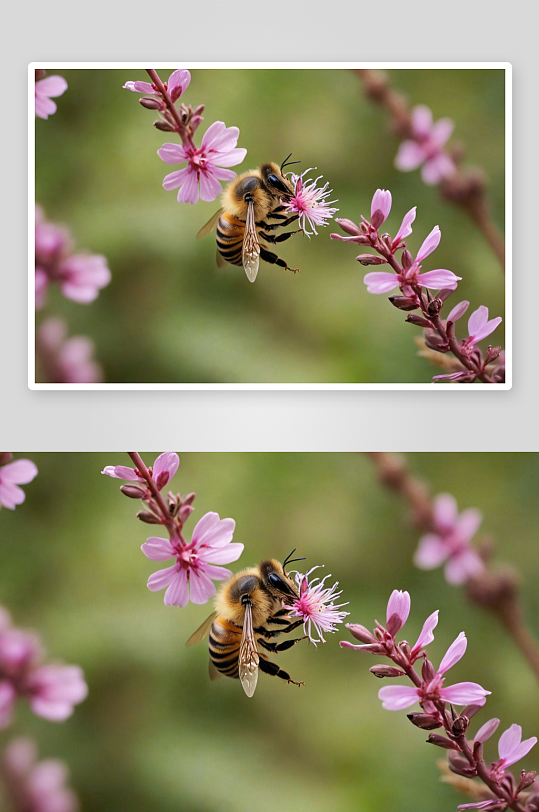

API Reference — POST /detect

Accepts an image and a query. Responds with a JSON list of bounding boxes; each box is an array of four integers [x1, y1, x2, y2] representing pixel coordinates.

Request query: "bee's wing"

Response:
[[209, 659, 223, 682], [196, 208, 223, 239], [216, 249, 227, 269], [185, 612, 217, 647], [239, 602, 259, 697], [242, 200, 260, 283]]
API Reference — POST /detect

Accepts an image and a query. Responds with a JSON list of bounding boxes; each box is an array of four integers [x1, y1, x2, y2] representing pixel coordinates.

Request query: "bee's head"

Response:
[[260, 559, 299, 600], [260, 163, 295, 200]]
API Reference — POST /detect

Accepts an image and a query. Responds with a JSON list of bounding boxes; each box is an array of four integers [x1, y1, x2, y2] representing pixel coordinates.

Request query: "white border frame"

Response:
[[29, 62, 511, 391]]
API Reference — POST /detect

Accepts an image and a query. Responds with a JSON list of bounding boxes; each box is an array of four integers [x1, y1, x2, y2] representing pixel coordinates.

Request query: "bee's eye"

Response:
[[267, 572, 282, 589], [267, 174, 280, 186]]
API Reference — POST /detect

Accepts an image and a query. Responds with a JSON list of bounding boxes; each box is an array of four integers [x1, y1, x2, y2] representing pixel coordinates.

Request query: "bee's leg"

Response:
[[259, 246, 299, 274], [258, 654, 305, 687], [258, 230, 302, 244], [254, 619, 303, 639], [261, 212, 300, 228], [258, 636, 308, 653]]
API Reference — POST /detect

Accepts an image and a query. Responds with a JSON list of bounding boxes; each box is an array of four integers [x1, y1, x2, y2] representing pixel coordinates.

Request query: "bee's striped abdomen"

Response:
[[216, 214, 245, 267], [209, 617, 242, 679]]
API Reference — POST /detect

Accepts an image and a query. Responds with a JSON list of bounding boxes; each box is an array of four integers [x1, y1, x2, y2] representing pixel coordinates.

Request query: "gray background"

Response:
[[4, 1, 533, 450]]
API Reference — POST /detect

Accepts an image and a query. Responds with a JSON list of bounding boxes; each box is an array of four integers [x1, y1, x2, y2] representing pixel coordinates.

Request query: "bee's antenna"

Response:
[[282, 548, 306, 574], [281, 153, 301, 173]]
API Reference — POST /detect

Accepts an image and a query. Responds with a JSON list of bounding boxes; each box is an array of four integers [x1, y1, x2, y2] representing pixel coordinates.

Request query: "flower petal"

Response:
[[445, 549, 485, 585], [416, 226, 441, 263], [414, 534, 449, 569], [438, 631, 467, 674], [418, 269, 461, 290], [158, 143, 188, 165], [378, 685, 419, 710], [393, 207, 417, 244], [141, 537, 175, 561], [411, 610, 439, 655], [363, 272, 400, 294], [440, 681, 490, 705], [164, 569, 189, 606], [395, 141, 425, 171], [147, 565, 178, 592], [0, 460, 38, 485], [386, 590, 410, 630], [189, 569, 217, 605]]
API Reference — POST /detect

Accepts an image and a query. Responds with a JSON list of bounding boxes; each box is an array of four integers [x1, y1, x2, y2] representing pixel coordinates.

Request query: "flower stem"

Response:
[[145, 69, 189, 142], [127, 452, 177, 538], [355, 68, 505, 272], [365, 452, 539, 686]]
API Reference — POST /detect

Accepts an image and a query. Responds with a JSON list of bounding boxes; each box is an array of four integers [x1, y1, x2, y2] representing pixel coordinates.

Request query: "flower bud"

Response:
[[424, 329, 450, 352], [334, 218, 362, 237], [153, 120, 176, 132], [370, 209, 386, 230], [401, 249, 413, 271], [369, 665, 406, 678], [517, 770, 537, 793], [181, 492, 196, 506], [426, 734, 459, 750], [139, 96, 162, 110], [155, 471, 172, 491], [406, 314, 435, 328], [451, 714, 469, 736], [170, 86, 185, 104], [438, 288, 455, 302], [190, 114, 203, 133], [345, 623, 377, 644], [389, 296, 419, 311], [527, 793, 539, 812], [0, 453, 14, 467], [179, 504, 194, 524], [136, 510, 162, 524], [407, 712, 442, 730], [485, 346, 501, 365], [120, 483, 147, 499], [355, 254, 387, 266], [427, 297, 443, 317], [448, 751, 477, 777], [422, 658, 435, 681], [396, 640, 411, 660]]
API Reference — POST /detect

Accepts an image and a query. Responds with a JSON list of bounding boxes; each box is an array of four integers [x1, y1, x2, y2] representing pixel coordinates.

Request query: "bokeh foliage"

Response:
[[35, 68, 505, 383], [1, 452, 537, 812]]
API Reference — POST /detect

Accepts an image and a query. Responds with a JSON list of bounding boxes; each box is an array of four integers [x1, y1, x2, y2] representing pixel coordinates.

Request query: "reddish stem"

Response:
[[145, 68, 192, 146], [127, 452, 178, 538]]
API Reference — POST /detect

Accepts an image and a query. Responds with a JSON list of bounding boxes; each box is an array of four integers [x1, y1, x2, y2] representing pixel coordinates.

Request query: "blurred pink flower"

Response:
[[414, 493, 485, 584], [1, 737, 79, 812], [35, 206, 111, 305], [27, 665, 88, 722], [142, 512, 243, 606], [285, 171, 338, 237], [378, 631, 490, 712], [395, 104, 456, 185], [37, 319, 103, 384], [285, 567, 348, 645], [35, 75, 68, 119], [364, 225, 461, 295], [101, 452, 179, 490], [0, 681, 16, 729], [124, 68, 191, 103], [0, 457, 38, 510], [462, 306, 503, 350], [0, 628, 42, 673], [158, 121, 247, 204]]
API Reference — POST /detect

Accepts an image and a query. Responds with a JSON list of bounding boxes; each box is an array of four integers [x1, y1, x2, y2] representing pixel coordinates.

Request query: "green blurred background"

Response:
[[34, 68, 505, 383], [1, 452, 537, 811]]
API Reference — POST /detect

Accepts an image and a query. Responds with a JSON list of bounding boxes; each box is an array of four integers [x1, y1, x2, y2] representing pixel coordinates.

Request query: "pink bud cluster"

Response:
[[331, 189, 504, 383], [0, 608, 87, 728], [1, 737, 79, 812], [124, 69, 246, 205], [35, 205, 111, 309], [285, 566, 349, 645], [341, 591, 536, 812], [102, 453, 243, 607], [36, 318, 103, 384]]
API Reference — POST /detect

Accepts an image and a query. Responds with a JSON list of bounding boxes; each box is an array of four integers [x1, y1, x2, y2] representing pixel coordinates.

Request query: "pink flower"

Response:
[[0, 457, 38, 510], [57, 253, 111, 304], [395, 105, 456, 185], [27, 665, 88, 722], [491, 724, 538, 774], [35, 75, 67, 120], [0, 628, 42, 673], [370, 188, 392, 227], [158, 121, 247, 204], [37, 319, 103, 384], [413, 493, 485, 584], [364, 225, 461, 295], [378, 631, 490, 712], [462, 306, 502, 349], [285, 567, 348, 645], [101, 452, 179, 490], [2, 737, 79, 812], [124, 68, 191, 102], [285, 171, 338, 237], [142, 512, 243, 606]]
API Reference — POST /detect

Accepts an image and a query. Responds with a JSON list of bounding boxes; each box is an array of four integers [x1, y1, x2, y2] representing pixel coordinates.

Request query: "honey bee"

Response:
[[186, 550, 307, 697], [196, 155, 302, 283]]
